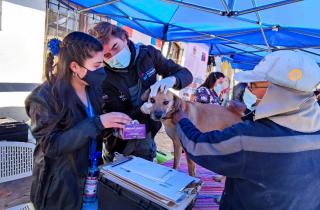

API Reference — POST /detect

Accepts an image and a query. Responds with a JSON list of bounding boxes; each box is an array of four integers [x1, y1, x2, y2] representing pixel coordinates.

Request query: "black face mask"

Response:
[[82, 67, 107, 86]]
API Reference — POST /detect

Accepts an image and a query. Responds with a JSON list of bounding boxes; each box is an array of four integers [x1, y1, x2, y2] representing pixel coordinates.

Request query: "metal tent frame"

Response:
[[61, 0, 320, 69]]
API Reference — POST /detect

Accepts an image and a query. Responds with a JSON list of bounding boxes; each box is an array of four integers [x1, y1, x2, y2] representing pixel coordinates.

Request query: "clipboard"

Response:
[[100, 153, 202, 210]]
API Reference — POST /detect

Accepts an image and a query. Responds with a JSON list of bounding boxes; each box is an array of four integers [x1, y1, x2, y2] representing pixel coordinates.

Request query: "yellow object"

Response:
[[220, 61, 234, 91], [288, 69, 303, 81], [221, 61, 231, 71]]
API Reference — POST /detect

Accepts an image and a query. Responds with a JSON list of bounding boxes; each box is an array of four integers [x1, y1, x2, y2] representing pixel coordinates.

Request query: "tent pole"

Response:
[[121, 1, 165, 24], [220, 0, 230, 14], [281, 28, 320, 39], [174, 27, 273, 42], [171, 23, 269, 52], [161, 0, 288, 28], [300, 49, 320, 57], [220, 43, 263, 57], [211, 46, 320, 57], [161, 0, 224, 15], [234, 0, 303, 16], [78, 0, 119, 13], [251, 0, 272, 52], [213, 44, 223, 55], [100, 13, 164, 24], [110, 4, 159, 38]]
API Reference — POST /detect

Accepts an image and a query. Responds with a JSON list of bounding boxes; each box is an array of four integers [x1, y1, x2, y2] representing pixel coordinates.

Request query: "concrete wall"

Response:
[[179, 43, 210, 100], [182, 42, 210, 82], [0, 0, 46, 121]]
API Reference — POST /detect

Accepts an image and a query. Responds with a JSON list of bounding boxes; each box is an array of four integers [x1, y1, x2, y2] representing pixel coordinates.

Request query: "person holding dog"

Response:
[[173, 50, 320, 210], [89, 22, 193, 162]]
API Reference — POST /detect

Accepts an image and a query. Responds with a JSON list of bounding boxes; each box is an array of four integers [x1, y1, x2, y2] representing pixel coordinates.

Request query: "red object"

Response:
[[156, 39, 163, 48], [201, 52, 207, 62], [123, 26, 133, 37]]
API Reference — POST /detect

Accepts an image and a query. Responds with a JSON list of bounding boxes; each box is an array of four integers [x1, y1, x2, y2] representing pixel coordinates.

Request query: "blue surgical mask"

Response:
[[214, 84, 223, 95], [243, 88, 257, 110], [105, 46, 131, 69], [83, 67, 106, 86]]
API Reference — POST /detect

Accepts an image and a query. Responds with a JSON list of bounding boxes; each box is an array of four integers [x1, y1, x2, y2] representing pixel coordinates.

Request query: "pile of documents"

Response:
[[100, 154, 202, 210]]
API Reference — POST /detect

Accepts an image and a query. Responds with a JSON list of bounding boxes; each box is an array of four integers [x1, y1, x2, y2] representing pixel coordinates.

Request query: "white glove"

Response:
[[140, 102, 153, 114], [150, 76, 176, 97]]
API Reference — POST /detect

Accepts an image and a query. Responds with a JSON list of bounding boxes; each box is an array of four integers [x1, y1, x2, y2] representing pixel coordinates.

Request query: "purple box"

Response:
[[120, 124, 146, 140]]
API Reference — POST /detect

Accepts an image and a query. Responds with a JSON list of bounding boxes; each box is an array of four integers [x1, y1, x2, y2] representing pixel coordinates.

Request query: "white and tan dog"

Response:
[[142, 90, 242, 177]]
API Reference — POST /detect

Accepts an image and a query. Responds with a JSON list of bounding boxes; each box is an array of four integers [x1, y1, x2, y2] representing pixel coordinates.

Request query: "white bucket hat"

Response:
[[234, 50, 320, 92]]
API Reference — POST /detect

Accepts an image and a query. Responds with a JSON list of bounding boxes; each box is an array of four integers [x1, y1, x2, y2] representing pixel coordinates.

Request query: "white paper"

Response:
[[102, 157, 199, 202]]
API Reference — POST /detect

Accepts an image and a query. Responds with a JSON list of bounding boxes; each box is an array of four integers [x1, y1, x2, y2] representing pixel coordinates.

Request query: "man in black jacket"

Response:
[[89, 22, 193, 161]]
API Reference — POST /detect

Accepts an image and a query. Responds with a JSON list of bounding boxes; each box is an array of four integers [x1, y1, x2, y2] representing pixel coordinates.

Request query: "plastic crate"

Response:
[[0, 141, 35, 183], [5, 203, 35, 210]]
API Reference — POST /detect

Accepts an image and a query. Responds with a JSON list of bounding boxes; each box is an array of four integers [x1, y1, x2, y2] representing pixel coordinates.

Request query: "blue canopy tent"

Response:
[[63, 0, 320, 70]]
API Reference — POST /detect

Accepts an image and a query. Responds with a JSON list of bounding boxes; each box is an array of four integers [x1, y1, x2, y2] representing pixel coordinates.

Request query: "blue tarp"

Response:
[[66, 0, 320, 70]]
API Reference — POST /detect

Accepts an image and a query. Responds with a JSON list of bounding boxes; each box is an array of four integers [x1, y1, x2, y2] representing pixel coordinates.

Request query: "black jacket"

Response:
[[25, 82, 105, 210], [102, 41, 193, 157]]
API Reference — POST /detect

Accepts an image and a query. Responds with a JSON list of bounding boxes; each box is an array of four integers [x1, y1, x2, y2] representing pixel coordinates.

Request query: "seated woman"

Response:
[[194, 72, 225, 104], [26, 32, 131, 210], [173, 50, 320, 210]]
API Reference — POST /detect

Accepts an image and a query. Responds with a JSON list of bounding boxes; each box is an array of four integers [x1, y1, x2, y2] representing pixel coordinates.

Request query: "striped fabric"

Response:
[[162, 155, 223, 210]]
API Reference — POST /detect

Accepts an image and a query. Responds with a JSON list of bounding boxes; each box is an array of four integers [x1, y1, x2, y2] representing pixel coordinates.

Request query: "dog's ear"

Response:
[[141, 88, 151, 101], [172, 94, 188, 113], [172, 94, 181, 110]]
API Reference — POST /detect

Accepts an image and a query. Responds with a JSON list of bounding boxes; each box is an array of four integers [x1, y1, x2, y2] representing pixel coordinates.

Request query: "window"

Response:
[[47, 0, 79, 38], [47, 0, 110, 39], [168, 42, 183, 64], [44, 0, 111, 78]]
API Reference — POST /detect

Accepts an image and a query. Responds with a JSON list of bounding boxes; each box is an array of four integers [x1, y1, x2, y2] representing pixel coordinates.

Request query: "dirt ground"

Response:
[[154, 126, 174, 154]]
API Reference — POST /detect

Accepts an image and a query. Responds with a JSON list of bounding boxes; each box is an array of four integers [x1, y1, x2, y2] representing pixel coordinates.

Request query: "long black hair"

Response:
[[200, 72, 225, 89], [45, 32, 103, 127]]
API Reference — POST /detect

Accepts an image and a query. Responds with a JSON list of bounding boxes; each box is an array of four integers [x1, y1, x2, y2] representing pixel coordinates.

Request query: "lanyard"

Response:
[[85, 92, 97, 162]]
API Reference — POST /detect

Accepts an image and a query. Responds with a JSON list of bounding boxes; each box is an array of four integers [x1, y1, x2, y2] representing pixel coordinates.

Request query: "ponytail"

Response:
[[46, 38, 61, 83]]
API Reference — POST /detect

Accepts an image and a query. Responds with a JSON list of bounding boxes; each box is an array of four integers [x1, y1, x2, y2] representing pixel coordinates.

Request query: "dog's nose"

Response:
[[154, 111, 163, 119]]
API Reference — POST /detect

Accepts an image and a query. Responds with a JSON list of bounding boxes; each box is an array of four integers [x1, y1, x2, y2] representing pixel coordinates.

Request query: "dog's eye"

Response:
[[163, 101, 169, 105], [150, 98, 155, 103]]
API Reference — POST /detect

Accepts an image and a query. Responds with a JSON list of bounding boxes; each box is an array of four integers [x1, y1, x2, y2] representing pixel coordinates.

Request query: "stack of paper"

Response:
[[100, 156, 201, 209]]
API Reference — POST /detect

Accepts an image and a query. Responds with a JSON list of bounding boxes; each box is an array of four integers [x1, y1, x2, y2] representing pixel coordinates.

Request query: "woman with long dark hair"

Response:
[[25, 32, 131, 210], [194, 72, 225, 104]]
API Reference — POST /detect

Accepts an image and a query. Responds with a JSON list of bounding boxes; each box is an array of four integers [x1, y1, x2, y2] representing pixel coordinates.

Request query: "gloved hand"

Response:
[[140, 102, 153, 114], [227, 100, 247, 115], [150, 76, 177, 97]]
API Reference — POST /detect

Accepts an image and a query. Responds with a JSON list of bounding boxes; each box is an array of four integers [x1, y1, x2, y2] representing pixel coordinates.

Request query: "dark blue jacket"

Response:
[[177, 118, 320, 210]]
